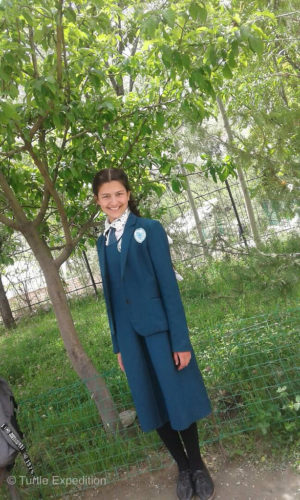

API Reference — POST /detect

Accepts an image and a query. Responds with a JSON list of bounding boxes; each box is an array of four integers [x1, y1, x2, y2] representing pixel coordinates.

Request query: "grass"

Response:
[[0, 235, 299, 498]]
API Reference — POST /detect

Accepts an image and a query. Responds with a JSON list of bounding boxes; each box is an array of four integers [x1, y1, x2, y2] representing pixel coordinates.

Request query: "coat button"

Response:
[[126, 299, 130, 304]]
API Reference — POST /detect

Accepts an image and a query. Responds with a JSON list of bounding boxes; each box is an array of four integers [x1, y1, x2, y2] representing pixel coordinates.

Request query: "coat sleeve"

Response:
[[103, 285, 120, 354], [147, 220, 192, 352], [96, 238, 120, 354]]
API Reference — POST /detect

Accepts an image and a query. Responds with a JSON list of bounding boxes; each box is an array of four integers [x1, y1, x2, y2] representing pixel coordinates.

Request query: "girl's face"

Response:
[[95, 180, 130, 222]]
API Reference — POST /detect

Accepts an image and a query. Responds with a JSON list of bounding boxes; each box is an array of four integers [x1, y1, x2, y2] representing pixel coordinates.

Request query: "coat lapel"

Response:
[[97, 212, 138, 281], [120, 212, 137, 279]]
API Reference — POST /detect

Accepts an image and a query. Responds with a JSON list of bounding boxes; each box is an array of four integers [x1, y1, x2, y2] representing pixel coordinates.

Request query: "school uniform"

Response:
[[96, 209, 212, 432]]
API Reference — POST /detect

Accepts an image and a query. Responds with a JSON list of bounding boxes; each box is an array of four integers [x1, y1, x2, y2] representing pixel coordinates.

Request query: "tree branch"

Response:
[[0, 146, 26, 158], [119, 117, 147, 168], [33, 187, 51, 227], [61, 16, 70, 102], [23, 141, 73, 246], [29, 26, 39, 78], [276, 11, 300, 18], [129, 36, 139, 92], [0, 171, 28, 227], [54, 208, 99, 269], [56, 0, 63, 87], [29, 111, 51, 140], [117, 14, 124, 56], [0, 212, 20, 231], [54, 123, 70, 178], [32, 126, 52, 227]]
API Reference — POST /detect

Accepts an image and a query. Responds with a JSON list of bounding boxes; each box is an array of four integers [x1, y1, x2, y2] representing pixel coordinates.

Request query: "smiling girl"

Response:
[[93, 168, 215, 500]]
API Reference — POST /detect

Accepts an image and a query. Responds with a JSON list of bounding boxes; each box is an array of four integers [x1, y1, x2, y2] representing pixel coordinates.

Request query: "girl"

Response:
[[93, 168, 215, 500]]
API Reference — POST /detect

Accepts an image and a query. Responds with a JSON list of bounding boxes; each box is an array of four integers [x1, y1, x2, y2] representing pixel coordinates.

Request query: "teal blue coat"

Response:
[[96, 212, 212, 431], [96, 212, 193, 354]]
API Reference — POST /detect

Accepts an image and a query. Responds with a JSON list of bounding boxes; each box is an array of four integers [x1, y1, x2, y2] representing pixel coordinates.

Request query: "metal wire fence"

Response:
[[6, 307, 299, 499], [2, 172, 299, 323]]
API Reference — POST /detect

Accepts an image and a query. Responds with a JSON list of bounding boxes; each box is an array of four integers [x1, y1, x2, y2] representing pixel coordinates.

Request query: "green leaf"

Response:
[[222, 63, 233, 78], [190, 69, 215, 96], [206, 45, 218, 66], [251, 24, 267, 38], [171, 178, 181, 193], [162, 8, 176, 27], [161, 45, 173, 68], [239, 25, 250, 41], [64, 6, 76, 23], [189, 2, 200, 21], [172, 50, 183, 69], [198, 6, 207, 23], [181, 53, 191, 69], [189, 2, 207, 23], [53, 113, 64, 130], [190, 68, 205, 87], [102, 100, 115, 111], [142, 14, 159, 39], [248, 35, 264, 55], [151, 183, 166, 196], [183, 163, 196, 172], [230, 40, 239, 57], [1, 102, 20, 121], [228, 51, 237, 68], [156, 111, 165, 131], [22, 11, 33, 25], [253, 10, 276, 21]]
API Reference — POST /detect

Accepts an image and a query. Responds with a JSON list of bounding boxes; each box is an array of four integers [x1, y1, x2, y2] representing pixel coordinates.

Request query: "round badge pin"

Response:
[[134, 228, 146, 243]]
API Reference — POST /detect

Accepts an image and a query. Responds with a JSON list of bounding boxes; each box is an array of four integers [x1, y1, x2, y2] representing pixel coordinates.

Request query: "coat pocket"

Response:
[[131, 297, 169, 336]]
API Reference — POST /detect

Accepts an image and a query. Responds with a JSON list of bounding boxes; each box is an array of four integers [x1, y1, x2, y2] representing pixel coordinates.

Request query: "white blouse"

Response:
[[103, 207, 131, 246]]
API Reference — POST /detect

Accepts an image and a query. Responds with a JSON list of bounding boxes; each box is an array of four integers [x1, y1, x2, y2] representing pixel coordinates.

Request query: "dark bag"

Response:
[[0, 378, 34, 475]]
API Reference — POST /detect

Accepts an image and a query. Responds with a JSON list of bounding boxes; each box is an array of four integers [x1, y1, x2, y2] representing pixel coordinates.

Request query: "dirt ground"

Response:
[[73, 456, 300, 500]]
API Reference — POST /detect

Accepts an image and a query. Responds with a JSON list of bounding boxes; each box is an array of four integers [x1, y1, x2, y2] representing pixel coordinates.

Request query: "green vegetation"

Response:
[[0, 0, 299, 495], [0, 239, 299, 498], [1, 237, 299, 396]]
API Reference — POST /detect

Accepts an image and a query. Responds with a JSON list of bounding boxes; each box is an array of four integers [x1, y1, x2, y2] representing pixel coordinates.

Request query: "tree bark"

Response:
[[216, 96, 262, 248], [22, 223, 120, 434], [0, 274, 16, 329]]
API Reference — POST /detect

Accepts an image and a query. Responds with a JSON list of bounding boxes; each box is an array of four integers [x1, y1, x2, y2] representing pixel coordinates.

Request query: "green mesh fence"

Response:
[[4, 308, 299, 499]]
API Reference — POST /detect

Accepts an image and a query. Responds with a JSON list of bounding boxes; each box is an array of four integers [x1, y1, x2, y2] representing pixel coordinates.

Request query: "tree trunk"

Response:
[[181, 167, 210, 259], [0, 274, 16, 329], [22, 223, 120, 434], [217, 96, 262, 248]]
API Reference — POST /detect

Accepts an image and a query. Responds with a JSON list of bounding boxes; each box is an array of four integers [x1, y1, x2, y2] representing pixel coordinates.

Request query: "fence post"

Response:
[[217, 96, 262, 248], [225, 180, 249, 249], [82, 251, 98, 297]]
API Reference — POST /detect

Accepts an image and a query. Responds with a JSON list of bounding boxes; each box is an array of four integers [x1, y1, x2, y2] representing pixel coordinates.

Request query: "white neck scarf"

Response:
[[103, 207, 131, 244]]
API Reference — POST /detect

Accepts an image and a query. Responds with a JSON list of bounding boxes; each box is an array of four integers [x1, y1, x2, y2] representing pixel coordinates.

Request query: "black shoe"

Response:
[[191, 463, 215, 500], [176, 469, 194, 500]]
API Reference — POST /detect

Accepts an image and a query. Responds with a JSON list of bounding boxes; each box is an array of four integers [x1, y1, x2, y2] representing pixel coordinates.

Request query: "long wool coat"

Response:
[[96, 212, 212, 431]]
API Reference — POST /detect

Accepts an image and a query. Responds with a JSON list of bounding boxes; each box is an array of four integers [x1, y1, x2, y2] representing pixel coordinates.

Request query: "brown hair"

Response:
[[92, 168, 141, 216]]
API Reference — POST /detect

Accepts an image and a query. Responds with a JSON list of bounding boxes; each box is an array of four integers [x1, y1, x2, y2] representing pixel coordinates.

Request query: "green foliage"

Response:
[[0, 240, 299, 496], [0, 225, 19, 269], [220, 0, 300, 201], [0, 0, 280, 245]]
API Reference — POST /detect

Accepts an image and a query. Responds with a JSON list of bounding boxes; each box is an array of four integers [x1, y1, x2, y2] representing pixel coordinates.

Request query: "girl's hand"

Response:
[[173, 351, 191, 370], [117, 352, 125, 372]]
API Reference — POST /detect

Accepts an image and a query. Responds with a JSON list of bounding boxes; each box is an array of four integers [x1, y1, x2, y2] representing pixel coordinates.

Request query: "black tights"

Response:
[[156, 421, 204, 472]]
